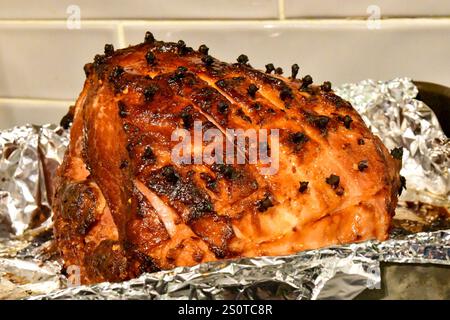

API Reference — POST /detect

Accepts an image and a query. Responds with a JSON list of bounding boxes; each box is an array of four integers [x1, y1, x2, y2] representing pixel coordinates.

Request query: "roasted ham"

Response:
[[53, 33, 402, 283]]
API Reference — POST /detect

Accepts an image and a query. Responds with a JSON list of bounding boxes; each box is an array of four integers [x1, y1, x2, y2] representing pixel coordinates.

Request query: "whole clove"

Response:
[[321, 81, 332, 92], [144, 31, 155, 43], [280, 87, 293, 101], [201, 55, 214, 66], [291, 64, 299, 79], [217, 101, 229, 114], [109, 65, 124, 81], [104, 44, 114, 55], [146, 51, 156, 65], [252, 102, 262, 110], [265, 63, 275, 74], [399, 175, 407, 195], [237, 54, 249, 64], [391, 147, 403, 160], [177, 40, 192, 55], [247, 84, 259, 98], [60, 111, 74, 129], [257, 194, 274, 212], [358, 160, 369, 172], [300, 75, 313, 90], [326, 174, 340, 189], [343, 115, 353, 129], [198, 44, 209, 55], [299, 181, 309, 193]]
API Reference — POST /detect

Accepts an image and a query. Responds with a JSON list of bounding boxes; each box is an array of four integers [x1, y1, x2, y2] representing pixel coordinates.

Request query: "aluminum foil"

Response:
[[336, 78, 449, 205], [0, 78, 449, 300]]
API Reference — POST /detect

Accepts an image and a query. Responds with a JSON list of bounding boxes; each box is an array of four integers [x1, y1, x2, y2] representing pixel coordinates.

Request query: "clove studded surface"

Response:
[[53, 35, 402, 284]]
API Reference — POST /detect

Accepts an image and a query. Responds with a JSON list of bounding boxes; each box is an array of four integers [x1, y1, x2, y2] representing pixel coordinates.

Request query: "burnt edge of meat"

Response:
[[109, 65, 124, 82], [200, 172, 218, 192], [84, 240, 129, 282], [132, 250, 161, 275], [145, 165, 214, 222], [59, 182, 99, 236], [190, 213, 234, 259], [93, 54, 106, 70], [303, 111, 330, 134], [323, 91, 352, 109], [211, 164, 241, 180]]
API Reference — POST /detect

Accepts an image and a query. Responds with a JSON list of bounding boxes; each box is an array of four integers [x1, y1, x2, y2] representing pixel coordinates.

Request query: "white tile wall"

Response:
[[284, 0, 450, 18], [0, 0, 279, 20], [0, 0, 449, 128], [0, 99, 69, 129], [0, 22, 119, 100], [124, 20, 450, 87]]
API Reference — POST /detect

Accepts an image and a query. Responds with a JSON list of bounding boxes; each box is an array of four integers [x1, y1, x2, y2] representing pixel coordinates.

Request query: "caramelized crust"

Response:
[[53, 35, 402, 283]]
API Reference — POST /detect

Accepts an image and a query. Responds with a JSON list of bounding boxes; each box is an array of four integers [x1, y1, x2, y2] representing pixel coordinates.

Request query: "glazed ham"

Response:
[[53, 33, 402, 284]]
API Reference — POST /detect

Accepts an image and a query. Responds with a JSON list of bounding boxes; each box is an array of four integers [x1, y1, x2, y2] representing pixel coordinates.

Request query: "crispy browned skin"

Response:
[[53, 34, 402, 284]]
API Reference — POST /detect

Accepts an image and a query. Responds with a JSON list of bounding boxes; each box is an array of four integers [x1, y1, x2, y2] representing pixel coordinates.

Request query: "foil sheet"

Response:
[[0, 78, 449, 300], [336, 79, 449, 205]]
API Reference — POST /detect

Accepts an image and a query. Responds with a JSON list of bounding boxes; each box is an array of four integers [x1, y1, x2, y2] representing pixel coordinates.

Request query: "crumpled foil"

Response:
[[0, 78, 449, 300], [336, 79, 449, 205]]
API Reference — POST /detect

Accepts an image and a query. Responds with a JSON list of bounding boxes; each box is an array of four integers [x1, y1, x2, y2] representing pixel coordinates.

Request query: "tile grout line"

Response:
[[0, 97, 74, 106], [278, 0, 285, 20], [1, 17, 450, 25]]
